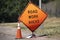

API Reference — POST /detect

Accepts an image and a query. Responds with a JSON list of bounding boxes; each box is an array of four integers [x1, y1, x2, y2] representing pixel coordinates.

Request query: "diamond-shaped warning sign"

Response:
[[18, 2, 47, 32]]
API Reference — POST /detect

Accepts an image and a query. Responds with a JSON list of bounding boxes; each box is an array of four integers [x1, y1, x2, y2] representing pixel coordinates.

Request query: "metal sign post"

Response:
[[39, 0, 41, 8], [39, 0, 44, 29]]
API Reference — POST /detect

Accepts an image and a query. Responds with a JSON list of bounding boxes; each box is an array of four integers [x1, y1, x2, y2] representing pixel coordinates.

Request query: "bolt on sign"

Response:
[[18, 2, 47, 32]]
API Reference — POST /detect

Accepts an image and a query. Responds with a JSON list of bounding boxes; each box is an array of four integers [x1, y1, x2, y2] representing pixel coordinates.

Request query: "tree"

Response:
[[0, 0, 28, 22], [0, 0, 39, 23]]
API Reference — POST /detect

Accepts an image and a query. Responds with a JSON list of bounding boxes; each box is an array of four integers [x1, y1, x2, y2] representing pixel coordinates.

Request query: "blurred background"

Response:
[[0, 0, 60, 23], [0, 0, 60, 40]]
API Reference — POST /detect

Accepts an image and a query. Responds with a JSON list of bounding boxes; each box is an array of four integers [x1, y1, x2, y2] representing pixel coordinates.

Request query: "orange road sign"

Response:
[[18, 2, 47, 32]]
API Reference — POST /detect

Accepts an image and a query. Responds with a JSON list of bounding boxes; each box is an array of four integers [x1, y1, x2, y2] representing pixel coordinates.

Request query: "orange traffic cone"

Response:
[[16, 23, 22, 39]]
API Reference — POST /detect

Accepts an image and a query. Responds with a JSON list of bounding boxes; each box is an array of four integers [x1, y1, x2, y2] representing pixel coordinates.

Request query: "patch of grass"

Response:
[[34, 17, 60, 37], [0, 22, 27, 29], [0, 23, 17, 27], [0, 17, 60, 38], [21, 27, 27, 30]]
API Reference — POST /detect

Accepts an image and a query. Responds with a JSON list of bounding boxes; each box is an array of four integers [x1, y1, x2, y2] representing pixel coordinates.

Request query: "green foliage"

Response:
[[0, 0, 39, 23], [0, 0, 28, 23], [42, 0, 49, 3], [0, 0, 55, 23], [42, 0, 55, 3], [31, 0, 39, 5]]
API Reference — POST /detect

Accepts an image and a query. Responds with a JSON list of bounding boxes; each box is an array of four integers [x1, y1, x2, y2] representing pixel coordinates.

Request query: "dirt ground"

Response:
[[0, 26, 60, 40]]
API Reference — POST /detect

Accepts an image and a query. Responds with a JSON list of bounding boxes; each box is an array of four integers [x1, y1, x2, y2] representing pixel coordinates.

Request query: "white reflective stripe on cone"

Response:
[[17, 23, 20, 29], [18, 23, 20, 27], [17, 27, 20, 29]]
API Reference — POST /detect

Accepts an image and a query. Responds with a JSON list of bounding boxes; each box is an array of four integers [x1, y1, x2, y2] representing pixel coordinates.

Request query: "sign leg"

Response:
[[31, 32, 36, 38], [26, 32, 36, 38]]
